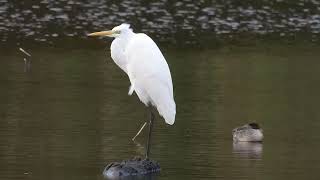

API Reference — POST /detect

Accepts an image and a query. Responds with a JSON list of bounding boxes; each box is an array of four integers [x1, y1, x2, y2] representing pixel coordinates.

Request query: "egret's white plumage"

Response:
[[89, 24, 176, 125]]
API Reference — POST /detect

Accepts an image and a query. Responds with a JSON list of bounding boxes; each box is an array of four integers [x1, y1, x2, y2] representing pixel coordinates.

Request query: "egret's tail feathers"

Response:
[[158, 99, 176, 125], [163, 110, 175, 125], [133, 78, 176, 125], [128, 84, 134, 95]]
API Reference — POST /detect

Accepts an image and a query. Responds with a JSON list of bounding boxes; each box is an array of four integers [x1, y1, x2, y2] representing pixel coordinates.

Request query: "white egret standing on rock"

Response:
[[88, 24, 176, 159]]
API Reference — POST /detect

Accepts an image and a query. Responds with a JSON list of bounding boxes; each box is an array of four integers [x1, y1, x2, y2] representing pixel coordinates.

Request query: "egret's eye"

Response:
[[114, 30, 121, 34]]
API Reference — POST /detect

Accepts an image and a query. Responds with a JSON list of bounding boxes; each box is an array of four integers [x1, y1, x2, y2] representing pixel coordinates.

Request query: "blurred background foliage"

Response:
[[0, 0, 319, 46]]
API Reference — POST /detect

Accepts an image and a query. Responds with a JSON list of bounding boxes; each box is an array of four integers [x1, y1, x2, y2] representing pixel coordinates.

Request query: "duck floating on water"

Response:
[[232, 123, 263, 142]]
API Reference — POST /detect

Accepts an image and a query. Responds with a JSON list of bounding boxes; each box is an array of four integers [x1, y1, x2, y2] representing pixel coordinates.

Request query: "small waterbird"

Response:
[[232, 123, 263, 142]]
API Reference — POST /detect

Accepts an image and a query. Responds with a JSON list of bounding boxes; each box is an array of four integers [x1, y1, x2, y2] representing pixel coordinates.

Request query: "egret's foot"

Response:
[[103, 157, 160, 178]]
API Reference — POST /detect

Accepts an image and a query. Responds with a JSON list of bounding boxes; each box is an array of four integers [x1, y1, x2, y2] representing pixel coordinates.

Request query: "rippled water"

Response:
[[1, 0, 320, 44], [0, 42, 320, 179]]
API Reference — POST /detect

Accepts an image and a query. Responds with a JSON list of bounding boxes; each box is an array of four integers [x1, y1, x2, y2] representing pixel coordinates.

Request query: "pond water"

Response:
[[0, 42, 320, 179]]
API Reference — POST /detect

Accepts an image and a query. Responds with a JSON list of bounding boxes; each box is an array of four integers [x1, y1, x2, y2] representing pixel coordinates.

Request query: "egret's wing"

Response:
[[125, 33, 176, 124], [126, 33, 173, 96], [135, 76, 176, 125]]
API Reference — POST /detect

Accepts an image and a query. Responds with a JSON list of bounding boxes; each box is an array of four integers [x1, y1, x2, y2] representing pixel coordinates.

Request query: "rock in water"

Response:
[[103, 157, 160, 178]]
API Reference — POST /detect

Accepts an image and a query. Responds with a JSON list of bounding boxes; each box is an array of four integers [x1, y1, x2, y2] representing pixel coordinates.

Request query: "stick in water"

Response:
[[19, 48, 32, 57], [132, 122, 147, 141]]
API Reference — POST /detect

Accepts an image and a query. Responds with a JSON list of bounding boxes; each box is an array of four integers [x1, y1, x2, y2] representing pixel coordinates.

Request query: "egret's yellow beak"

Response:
[[87, 30, 114, 37]]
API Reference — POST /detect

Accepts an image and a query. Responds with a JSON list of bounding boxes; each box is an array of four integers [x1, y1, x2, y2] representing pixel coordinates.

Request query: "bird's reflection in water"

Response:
[[232, 142, 263, 159], [132, 140, 146, 158], [23, 58, 31, 72]]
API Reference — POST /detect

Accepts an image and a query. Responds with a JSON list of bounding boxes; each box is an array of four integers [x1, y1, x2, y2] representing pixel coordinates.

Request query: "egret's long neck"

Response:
[[110, 30, 135, 73]]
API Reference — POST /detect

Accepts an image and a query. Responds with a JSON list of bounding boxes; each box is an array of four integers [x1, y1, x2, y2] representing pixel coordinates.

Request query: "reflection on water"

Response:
[[233, 142, 263, 159], [1, 43, 320, 180], [23, 58, 31, 73], [132, 140, 146, 157]]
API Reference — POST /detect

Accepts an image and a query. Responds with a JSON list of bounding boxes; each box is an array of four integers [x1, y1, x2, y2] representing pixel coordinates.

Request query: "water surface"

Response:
[[0, 43, 320, 179]]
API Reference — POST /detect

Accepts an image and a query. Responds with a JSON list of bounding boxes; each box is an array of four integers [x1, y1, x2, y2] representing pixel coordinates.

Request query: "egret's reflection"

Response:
[[24, 58, 31, 72], [132, 140, 146, 157]]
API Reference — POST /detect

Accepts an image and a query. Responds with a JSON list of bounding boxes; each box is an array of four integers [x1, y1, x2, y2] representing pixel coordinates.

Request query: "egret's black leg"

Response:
[[146, 108, 154, 159]]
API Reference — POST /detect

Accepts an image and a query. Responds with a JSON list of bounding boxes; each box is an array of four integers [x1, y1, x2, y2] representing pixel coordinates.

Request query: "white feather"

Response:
[[110, 24, 176, 125], [128, 84, 134, 95]]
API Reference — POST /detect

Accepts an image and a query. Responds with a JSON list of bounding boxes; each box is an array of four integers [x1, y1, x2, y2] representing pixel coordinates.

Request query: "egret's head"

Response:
[[88, 23, 132, 38]]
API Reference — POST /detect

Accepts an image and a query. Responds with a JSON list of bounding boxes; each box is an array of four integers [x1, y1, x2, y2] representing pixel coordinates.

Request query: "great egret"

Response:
[[88, 24, 176, 159]]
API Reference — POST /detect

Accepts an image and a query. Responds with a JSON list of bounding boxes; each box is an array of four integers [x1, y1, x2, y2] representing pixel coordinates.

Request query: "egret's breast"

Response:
[[110, 38, 128, 73]]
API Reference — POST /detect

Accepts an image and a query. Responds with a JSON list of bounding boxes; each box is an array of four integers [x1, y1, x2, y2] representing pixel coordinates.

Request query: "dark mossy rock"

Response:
[[103, 157, 160, 179]]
